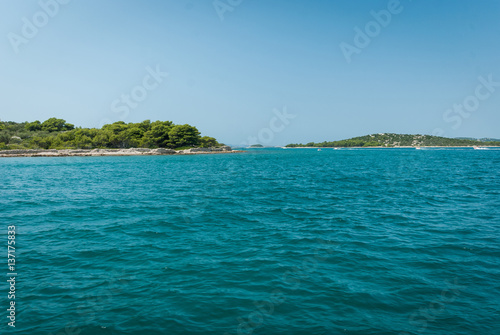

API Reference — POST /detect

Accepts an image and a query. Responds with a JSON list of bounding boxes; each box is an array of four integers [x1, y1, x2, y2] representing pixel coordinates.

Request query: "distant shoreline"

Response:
[[0, 147, 244, 158], [283, 146, 500, 149], [284, 133, 500, 148]]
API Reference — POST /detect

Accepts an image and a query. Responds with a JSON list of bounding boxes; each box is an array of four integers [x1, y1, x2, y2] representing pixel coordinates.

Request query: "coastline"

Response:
[[283, 146, 500, 149], [0, 146, 244, 158]]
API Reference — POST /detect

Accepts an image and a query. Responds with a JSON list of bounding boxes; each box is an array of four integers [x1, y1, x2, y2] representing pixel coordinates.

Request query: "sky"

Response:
[[0, 0, 499, 146]]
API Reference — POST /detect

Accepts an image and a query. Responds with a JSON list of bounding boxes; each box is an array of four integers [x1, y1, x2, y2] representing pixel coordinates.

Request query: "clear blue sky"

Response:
[[1, 0, 499, 145]]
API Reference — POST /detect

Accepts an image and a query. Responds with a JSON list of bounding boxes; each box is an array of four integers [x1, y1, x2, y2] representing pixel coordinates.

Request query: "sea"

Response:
[[1, 148, 499, 335]]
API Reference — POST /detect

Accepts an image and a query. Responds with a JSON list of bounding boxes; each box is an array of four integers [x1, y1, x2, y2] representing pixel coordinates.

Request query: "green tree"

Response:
[[137, 120, 151, 132], [41, 118, 74, 132], [168, 124, 200, 148], [199, 136, 218, 148], [0, 132, 12, 144], [101, 121, 128, 134], [31, 136, 52, 149], [25, 120, 42, 131], [55, 130, 76, 143], [141, 121, 173, 147], [74, 135, 93, 148], [120, 126, 144, 147], [102, 122, 129, 147]]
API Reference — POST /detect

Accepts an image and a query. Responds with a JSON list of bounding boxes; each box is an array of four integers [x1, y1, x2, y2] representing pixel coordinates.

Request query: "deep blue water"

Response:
[[1, 148, 499, 335]]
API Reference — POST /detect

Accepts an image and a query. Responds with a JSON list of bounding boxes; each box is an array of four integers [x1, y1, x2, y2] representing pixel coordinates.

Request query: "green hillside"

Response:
[[286, 133, 500, 148], [456, 137, 500, 142]]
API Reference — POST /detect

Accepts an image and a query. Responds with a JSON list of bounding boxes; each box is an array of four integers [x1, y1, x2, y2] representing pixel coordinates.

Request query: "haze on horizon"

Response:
[[0, 0, 499, 146]]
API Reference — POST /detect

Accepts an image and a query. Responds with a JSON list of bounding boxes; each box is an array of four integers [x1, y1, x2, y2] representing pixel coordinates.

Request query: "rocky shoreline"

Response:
[[0, 146, 242, 157]]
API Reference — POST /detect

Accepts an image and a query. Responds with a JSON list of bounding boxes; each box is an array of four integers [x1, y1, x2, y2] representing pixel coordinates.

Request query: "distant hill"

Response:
[[455, 137, 500, 142], [286, 133, 500, 148]]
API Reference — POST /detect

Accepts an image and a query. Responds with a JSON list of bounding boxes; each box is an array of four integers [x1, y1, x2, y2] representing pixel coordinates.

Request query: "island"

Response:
[[286, 133, 500, 148], [0, 118, 239, 157]]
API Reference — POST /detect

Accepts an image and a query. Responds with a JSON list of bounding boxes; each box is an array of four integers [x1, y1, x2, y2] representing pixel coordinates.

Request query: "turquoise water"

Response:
[[2, 148, 499, 335]]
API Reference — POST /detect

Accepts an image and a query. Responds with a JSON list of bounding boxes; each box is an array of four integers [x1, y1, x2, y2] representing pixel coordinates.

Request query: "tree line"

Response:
[[0, 118, 221, 150]]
